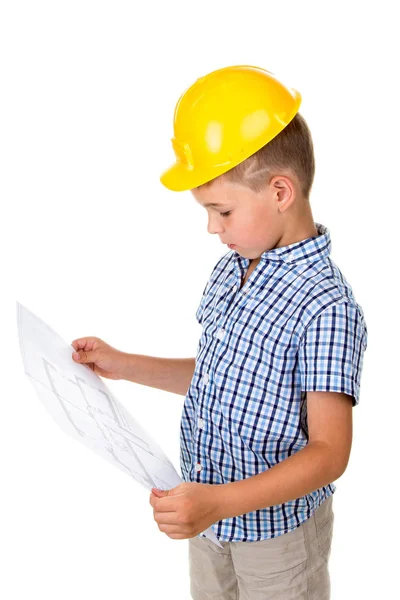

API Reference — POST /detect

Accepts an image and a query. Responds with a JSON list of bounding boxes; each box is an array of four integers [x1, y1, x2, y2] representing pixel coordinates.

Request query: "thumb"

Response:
[[72, 350, 97, 364], [151, 488, 170, 497], [152, 484, 186, 497]]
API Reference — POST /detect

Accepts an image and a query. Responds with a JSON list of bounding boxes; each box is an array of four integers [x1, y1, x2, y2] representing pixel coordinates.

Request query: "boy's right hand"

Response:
[[71, 337, 128, 380]]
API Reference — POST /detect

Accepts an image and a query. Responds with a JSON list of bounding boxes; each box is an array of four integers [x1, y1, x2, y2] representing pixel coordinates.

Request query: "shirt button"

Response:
[[203, 373, 210, 385], [195, 463, 202, 472], [217, 328, 225, 340], [198, 418, 204, 429]]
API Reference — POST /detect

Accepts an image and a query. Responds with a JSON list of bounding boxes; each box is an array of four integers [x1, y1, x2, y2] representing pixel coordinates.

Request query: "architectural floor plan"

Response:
[[17, 303, 222, 548]]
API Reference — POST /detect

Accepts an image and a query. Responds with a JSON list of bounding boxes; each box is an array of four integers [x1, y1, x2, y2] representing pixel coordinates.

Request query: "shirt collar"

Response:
[[234, 222, 331, 266]]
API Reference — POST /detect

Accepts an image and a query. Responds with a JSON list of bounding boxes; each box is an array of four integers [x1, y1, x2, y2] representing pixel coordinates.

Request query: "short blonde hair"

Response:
[[198, 112, 315, 200]]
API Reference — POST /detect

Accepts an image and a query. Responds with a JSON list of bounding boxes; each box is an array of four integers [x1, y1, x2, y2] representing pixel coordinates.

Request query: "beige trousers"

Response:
[[188, 496, 334, 600]]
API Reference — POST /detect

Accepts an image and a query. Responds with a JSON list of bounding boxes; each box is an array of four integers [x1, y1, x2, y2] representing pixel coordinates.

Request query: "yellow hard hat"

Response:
[[160, 65, 301, 192]]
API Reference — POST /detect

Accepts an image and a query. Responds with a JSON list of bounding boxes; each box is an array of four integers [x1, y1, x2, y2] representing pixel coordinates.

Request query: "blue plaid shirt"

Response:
[[181, 222, 368, 542]]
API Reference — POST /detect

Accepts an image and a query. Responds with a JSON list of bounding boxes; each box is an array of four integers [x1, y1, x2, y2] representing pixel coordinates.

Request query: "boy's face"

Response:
[[191, 175, 297, 261]]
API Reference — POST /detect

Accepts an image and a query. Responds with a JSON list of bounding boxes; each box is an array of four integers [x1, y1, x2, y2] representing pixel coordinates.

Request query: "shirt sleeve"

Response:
[[298, 301, 368, 406]]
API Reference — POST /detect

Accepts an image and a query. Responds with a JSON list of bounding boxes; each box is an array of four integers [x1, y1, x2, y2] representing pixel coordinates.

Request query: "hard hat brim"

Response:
[[160, 161, 227, 192]]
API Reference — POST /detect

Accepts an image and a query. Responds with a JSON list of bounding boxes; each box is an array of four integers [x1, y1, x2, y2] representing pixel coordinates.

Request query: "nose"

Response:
[[207, 214, 224, 235]]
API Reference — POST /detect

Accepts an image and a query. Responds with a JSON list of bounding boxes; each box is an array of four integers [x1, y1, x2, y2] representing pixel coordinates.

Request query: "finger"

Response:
[[154, 511, 179, 525], [157, 524, 187, 535], [153, 496, 183, 512], [149, 493, 164, 509], [71, 338, 97, 352], [71, 340, 81, 351]]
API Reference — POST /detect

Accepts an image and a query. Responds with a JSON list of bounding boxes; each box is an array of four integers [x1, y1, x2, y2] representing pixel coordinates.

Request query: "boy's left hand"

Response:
[[149, 482, 224, 540]]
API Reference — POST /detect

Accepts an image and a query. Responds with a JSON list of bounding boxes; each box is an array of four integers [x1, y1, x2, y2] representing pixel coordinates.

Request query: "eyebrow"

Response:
[[201, 202, 227, 208]]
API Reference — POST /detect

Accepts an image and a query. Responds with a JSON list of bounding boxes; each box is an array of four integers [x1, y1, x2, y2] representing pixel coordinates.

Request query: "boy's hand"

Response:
[[71, 336, 129, 380], [149, 482, 224, 540]]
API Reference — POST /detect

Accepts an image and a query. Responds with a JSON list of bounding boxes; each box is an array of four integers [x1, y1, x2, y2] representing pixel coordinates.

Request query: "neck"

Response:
[[275, 200, 317, 249]]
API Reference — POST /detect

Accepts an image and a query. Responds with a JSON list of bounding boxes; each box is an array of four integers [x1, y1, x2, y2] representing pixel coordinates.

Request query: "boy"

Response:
[[72, 66, 367, 599]]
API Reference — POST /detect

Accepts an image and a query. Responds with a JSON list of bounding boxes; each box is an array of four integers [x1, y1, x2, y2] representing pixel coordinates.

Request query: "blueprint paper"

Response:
[[16, 303, 223, 548]]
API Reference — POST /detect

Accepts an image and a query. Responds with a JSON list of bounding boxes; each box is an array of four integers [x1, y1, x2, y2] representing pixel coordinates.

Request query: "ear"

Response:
[[270, 175, 295, 212]]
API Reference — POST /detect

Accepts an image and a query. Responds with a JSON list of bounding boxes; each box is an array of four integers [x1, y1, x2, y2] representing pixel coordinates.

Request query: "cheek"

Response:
[[251, 208, 272, 232], [242, 214, 261, 234]]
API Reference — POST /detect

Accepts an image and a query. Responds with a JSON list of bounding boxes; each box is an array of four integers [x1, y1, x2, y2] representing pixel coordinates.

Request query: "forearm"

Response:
[[216, 441, 341, 520], [122, 354, 196, 396]]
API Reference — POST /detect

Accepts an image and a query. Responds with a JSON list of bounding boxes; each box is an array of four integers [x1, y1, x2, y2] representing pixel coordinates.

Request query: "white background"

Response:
[[1, 1, 398, 598]]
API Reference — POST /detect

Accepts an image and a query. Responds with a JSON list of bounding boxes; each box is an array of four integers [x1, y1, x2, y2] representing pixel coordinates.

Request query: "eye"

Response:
[[220, 211, 232, 217]]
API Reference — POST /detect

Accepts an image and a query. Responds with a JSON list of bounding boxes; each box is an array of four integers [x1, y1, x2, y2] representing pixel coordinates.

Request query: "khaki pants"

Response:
[[189, 496, 334, 599]]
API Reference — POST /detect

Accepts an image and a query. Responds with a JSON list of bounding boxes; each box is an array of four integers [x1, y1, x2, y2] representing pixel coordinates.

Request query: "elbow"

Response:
[[327, 448, 351, 482], [312, 440, 351, 483]]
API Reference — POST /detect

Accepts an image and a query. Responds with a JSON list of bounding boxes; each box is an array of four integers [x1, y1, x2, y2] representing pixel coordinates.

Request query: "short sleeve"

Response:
[[298, 301, 368, 406]]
